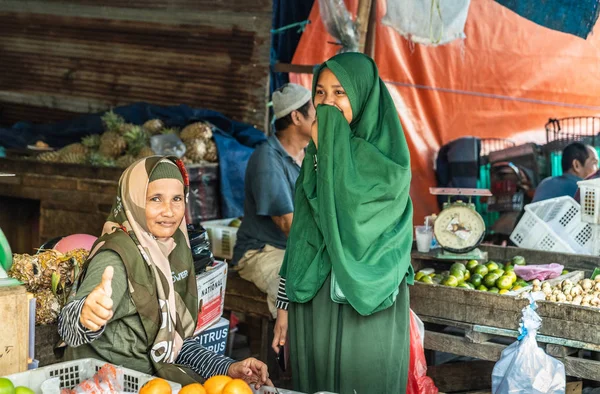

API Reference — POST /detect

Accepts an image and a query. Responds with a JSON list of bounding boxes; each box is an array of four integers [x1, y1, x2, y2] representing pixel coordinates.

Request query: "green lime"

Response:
[[466, 260, 479, 272], [486, 261, 499, 272], [497, 262, 505, 271], [14, 388, 33, 394], [492, 269, 505, 277], [483, 273, 500, 288], [511, 285, 522, 291], [415, 272, 426, 281], [488, 287, 500, 293], [477, 285, 488, 291], [465, 282, 475, 289], [512, 256, 526, 266], [463, 270, 471, 281], [442, 275, 459, 287], [420, 276, 434, 284], [457, 283, 471, 289], [450, 268, 465, 282], [499, 289, 509, 294], [470, 273, 483, 288], [474, 265, 489, 277], [516, 279, 528, 287], [504, 271, 517, 284], [432, 274, 444, 284], [561, 270, 569, 275], [496, 275, 514, 290], [450, 262, 467, 273], [428, 272, 436, 278], [504, 263, 514, 271], [0, 378, 15, 394]]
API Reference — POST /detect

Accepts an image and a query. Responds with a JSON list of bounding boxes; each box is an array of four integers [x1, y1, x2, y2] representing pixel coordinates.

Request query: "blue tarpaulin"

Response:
[[495, 0, 600, 39], [0, 102, 266, 218]]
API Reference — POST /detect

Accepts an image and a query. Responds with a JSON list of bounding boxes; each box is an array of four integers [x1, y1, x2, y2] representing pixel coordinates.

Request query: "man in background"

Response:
[[532, 142, 598, 203], [232, 83, 315, 318]]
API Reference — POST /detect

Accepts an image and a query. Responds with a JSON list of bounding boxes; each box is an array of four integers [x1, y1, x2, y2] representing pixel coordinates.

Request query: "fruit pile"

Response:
[[142, 376, 252, 394], [36, 111, 219, 167], [414, 256, 557, 294], [518, 277, 600, 306], [0, 378, 33, 394], [7, 249, 88, 324]]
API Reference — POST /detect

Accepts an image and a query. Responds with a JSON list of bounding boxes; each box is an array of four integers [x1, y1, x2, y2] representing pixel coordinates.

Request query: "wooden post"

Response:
[[364, 0, 377, 57], [356, 0, 374, 53]]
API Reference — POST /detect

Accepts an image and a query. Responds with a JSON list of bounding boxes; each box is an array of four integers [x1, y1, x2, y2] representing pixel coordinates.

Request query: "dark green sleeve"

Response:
[[72, 250, 128, 310]]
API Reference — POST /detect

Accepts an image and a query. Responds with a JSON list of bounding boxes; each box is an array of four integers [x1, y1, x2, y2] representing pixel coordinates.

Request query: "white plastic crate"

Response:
[[578, 178, 600, 224], [3, 358, 181, 394], [510, 196, 593, 254], [202, 218, 239, 260]]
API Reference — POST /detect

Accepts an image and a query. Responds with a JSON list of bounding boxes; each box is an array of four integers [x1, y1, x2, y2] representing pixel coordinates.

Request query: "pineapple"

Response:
[[101, 110, 125, 133], [116, 155, 137, 168], [123, 125, 149, 156], [204, 139, 218, 162], [89, 152, 116, 167], [184, 139, 207, 163], [59, 143, 88, 156], [37, 151, 61, 163], [99, 131, 126, 158], [60, 152, 88, 165], [143, 119, 164, 135], [118, 123, 137, 135], [82, 134, 101, 149], [137, 146, 156, 159], [181, 122, 213, 141], [35, 289, 61, 325], [9, 253, 44, 292]]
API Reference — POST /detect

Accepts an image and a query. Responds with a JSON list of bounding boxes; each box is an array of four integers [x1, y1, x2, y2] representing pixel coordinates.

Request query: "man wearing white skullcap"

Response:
[[232, 83, 315, 318]]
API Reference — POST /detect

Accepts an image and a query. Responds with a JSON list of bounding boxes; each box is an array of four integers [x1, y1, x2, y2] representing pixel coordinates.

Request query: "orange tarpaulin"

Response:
[[290, 0, 600, 224]]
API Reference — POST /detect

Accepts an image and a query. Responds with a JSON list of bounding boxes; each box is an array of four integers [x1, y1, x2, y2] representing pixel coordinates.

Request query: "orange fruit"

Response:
[[139, 378, 172, 394], [203, 376, 232, 394], [222, 379, 252, 394], [179, 383, 207, 394]]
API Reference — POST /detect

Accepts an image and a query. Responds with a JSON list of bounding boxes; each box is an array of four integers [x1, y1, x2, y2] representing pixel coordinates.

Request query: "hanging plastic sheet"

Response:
[[495, 0, 600, 39], [382, 0, 471, 45], [318, 0, 359, 52]]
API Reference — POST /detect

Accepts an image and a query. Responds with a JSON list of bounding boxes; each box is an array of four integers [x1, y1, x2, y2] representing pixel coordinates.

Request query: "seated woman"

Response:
[[58, 156, 272, 387]]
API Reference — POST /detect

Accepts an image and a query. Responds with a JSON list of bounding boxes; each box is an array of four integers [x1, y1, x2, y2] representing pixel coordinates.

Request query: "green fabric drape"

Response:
[[280, 53, 414, 316]]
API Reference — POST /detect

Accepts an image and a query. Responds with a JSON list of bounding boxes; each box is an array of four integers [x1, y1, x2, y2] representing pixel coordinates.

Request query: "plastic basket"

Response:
[[202, 218, 239, 260], [578, 178, 600, 224], [510, 196, 592, 254], [3, 358, 181, 394]]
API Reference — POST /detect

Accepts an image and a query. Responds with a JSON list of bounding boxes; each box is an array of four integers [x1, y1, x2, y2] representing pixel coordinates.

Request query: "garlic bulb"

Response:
[[582, 279, 593, 291], [573, 295, 583, 305], [556, 293, 567, 302]]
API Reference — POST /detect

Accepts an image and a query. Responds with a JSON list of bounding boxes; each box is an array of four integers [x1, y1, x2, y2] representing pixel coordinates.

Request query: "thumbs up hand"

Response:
[[80, 266, 114, 331]]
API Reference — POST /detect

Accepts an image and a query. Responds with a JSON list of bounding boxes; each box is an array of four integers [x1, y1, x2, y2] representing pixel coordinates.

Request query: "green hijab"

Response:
[[280, 53, 414, 316]]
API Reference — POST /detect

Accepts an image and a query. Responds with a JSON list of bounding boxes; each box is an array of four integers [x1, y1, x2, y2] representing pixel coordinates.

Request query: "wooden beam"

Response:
[[272, 63, 316, 75], [364, 0, 377, 57], [356, 0, 374, 53]]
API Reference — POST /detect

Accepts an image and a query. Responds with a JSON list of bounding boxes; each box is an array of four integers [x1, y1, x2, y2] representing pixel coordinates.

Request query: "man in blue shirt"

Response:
[[532, 142, 598, 203], [232, 83, 315, 317]]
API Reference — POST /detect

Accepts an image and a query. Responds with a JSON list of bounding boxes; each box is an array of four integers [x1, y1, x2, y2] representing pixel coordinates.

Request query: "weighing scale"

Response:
[[430, 187, 491, 260]]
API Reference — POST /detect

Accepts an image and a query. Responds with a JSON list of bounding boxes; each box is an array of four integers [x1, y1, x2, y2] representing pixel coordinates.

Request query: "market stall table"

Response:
[[411, 244, 600, 383]]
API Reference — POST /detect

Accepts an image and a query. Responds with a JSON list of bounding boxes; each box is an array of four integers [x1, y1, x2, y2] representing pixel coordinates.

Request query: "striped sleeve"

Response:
[[176, 336, 234, 378], [58, 297, 106, 346], [276, 277, 289, 310]]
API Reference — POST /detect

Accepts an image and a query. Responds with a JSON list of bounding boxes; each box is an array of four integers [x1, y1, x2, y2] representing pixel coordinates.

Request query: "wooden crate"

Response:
[[411, 245, 600, 346], [0, 286, 29, 375]]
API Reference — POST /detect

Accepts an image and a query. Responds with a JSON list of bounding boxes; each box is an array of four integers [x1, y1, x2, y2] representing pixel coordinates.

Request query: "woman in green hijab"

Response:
[[274, 53, 414, 393]]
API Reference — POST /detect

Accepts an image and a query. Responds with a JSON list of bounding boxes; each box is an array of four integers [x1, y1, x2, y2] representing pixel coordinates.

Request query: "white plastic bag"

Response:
[[491, 294, 566, 394], [382, 0, 471, 46]]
